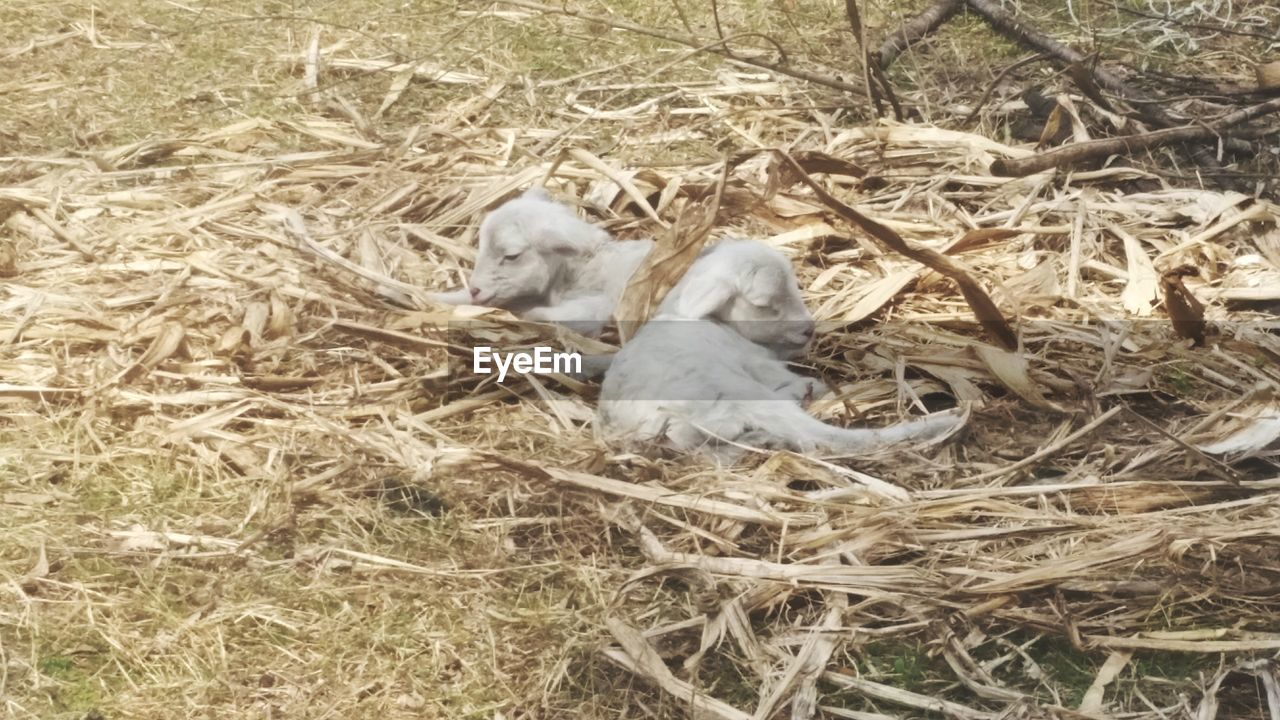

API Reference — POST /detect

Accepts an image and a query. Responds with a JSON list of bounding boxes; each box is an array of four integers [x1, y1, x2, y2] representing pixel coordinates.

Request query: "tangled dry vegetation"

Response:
[[3, 1, 1280, 719]]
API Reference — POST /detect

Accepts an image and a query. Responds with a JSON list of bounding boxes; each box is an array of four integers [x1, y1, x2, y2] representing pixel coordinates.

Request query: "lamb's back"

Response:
[[558, 238, 654, 305]]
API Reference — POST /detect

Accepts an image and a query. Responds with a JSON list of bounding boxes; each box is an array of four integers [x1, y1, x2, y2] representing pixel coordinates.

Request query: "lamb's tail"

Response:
[[738, 403, 964, 455]]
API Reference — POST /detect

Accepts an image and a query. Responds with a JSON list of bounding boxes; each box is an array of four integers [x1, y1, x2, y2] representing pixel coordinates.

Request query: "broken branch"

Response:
[[990, 96, 1280, 176], [964, 0, 1182, 130], [876, 0, 963, 68], [752, 149, 1018, 349]]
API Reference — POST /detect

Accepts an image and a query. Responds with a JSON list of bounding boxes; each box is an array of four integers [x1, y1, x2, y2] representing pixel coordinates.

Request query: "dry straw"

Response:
[[2, 85, 1279, 717]]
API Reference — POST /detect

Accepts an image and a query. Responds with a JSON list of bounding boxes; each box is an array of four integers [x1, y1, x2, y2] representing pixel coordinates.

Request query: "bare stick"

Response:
[[666, 0, 695, 35], [843, 0, 881, 118], [963, 406, 1124, 483], [845, 0, 902, 120], [710, 0, 727, 46], [964, 0, 1269, 169], [876, 0, 963, 68], [991, 96, 1280, 176], [868, 47, 904, 121]]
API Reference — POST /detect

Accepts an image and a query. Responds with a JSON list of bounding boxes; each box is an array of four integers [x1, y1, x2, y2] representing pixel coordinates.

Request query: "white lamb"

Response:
[[566, 237, 819, 380], [597, 240, 961, 463], [431, 187, 653, 336]]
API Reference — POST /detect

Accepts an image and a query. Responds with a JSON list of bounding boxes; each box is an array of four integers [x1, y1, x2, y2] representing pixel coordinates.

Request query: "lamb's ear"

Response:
[[743, 267, 783, 307], [675, 273, 736, 319], [538, 228, 589, 256], [523, 186, 551, 201], [538, 219, 608, 256]]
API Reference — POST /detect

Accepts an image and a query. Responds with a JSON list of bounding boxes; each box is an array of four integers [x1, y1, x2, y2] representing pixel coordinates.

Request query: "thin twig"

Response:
[[965, 406, 1124, 482], [1119, 405, 1242, 484], [965, 52, 1051, 123], [667, 0, 695, 35], [964, 0, 1184, 129], [496, 0, 868, 96], [710, 0, 727, 46], [844, 0, 883, 119]]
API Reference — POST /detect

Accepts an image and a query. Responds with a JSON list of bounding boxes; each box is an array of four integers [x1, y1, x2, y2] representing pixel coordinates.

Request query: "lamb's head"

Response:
[[467, 187, 609, 308], [666, 239, 815, 358]]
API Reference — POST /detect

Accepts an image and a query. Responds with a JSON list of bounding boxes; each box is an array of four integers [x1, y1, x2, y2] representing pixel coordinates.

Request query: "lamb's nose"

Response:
[[802, 324, 815, 340], [469, 286, 481, 299]]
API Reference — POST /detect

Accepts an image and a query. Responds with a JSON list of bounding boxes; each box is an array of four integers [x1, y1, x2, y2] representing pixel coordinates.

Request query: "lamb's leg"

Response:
[[735, 403, 963, 455], [741, 357, 822, 407], [558, 353, 616, 382], [429, 288, 475, 305], [523, 295, 614, 336], [817, 410, 964, 452]]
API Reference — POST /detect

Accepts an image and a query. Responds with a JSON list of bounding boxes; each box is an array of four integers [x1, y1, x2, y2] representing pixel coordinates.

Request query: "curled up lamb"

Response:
[[430, 187, 653, 336], [596, 239, 963, 463]]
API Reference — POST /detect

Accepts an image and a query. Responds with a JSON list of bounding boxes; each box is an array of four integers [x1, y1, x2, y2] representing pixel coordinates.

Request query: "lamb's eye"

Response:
[[502, 252, 522, 262]]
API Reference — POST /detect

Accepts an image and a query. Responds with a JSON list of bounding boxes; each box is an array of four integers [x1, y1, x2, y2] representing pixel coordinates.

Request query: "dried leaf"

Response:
[[973, 343, 1063, 412], [843, 271, 917, 323], [1195, 403, 1280, 457], [0, 241, 16, 277], [27, 543, 49, 578], [605, 618, 750, 720], [1160, 265, 1206, 345], [0, 384, 80, 401], [374, 65, 416, 119], [4, 492, 58, 506], [950, 227, 1022, 254], [1056, 94, 1091, 144], [137, 321, 186, 370], [1255, 60, 1280, 90], [1079, 650, 1132, 712], [565, 148, 666, 226], [613, 163, 728, 340], [216, 326, 249, 356], [1256, 226, 1280, 269], [242, 302, 270, 343], [267, 292, 293, 339], [1036, 101, 1065, 150], [1115, 225, 1160, 316], [791, 150, 866, 178]]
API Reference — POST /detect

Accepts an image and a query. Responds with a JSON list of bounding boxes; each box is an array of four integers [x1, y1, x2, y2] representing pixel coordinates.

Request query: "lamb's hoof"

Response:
[[917, 408, 968, 443], [801, 383, 816, 408]]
